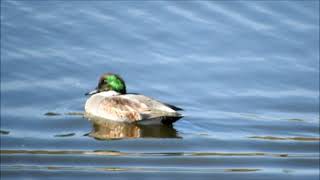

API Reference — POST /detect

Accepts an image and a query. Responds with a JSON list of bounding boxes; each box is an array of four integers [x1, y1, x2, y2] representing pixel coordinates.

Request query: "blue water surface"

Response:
[[1, 1, 319, 179]]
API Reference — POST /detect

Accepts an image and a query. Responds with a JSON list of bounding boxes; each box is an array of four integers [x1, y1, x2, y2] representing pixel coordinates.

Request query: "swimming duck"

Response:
[[84, 73, 183, 125]]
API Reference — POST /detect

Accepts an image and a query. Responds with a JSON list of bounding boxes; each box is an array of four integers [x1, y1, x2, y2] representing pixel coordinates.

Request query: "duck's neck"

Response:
[[98, 90, 120, 97]]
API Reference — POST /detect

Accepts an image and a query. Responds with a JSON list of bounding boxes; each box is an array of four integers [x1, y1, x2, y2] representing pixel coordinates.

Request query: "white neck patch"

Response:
[[98, 91, 120, 97]]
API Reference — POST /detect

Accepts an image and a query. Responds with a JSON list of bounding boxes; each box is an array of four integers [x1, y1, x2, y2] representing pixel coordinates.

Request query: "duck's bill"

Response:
[[85, 89, 98, 96]]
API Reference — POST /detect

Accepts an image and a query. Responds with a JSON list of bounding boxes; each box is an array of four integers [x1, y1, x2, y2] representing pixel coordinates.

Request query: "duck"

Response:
[[84, 73, 183, 125]]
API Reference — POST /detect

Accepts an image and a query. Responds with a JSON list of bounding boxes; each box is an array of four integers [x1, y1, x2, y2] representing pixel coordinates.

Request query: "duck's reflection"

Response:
[[87, 118, 180, 140]]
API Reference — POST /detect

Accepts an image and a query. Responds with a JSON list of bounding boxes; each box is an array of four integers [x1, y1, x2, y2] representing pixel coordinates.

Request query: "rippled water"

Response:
[[1, 1, 319, 179]]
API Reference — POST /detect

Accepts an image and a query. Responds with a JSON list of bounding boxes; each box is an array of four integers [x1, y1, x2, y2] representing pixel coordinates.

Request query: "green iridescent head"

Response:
[[86, 73, 127, 95]]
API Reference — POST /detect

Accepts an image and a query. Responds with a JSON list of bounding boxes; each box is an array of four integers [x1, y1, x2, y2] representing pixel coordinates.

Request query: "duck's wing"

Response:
[[127, 93, 183, 111], [121, 94, 182, 123], [119, 94, 182, 117], [162, 103, 183, 111], [121, 94, 180, 113], [121, 94, 183, 124]]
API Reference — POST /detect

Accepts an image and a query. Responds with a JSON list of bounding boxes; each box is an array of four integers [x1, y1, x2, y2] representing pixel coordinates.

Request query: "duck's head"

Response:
[[86, 73, 126, 95]]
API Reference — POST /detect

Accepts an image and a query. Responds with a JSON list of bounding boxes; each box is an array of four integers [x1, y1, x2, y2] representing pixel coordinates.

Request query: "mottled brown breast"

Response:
[[100, 97, 149, 122]]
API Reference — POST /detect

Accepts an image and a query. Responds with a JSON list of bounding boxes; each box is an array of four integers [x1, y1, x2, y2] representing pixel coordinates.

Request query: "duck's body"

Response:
[[84, 74, 182, 125]]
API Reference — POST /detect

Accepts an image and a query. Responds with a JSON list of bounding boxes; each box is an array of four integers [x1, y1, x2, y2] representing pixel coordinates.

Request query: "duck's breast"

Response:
[[85, 93, 148, 122]]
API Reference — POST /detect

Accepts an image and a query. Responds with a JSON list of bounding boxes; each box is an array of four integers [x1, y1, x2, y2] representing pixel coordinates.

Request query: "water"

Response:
[[1, 0, 319, 179]]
